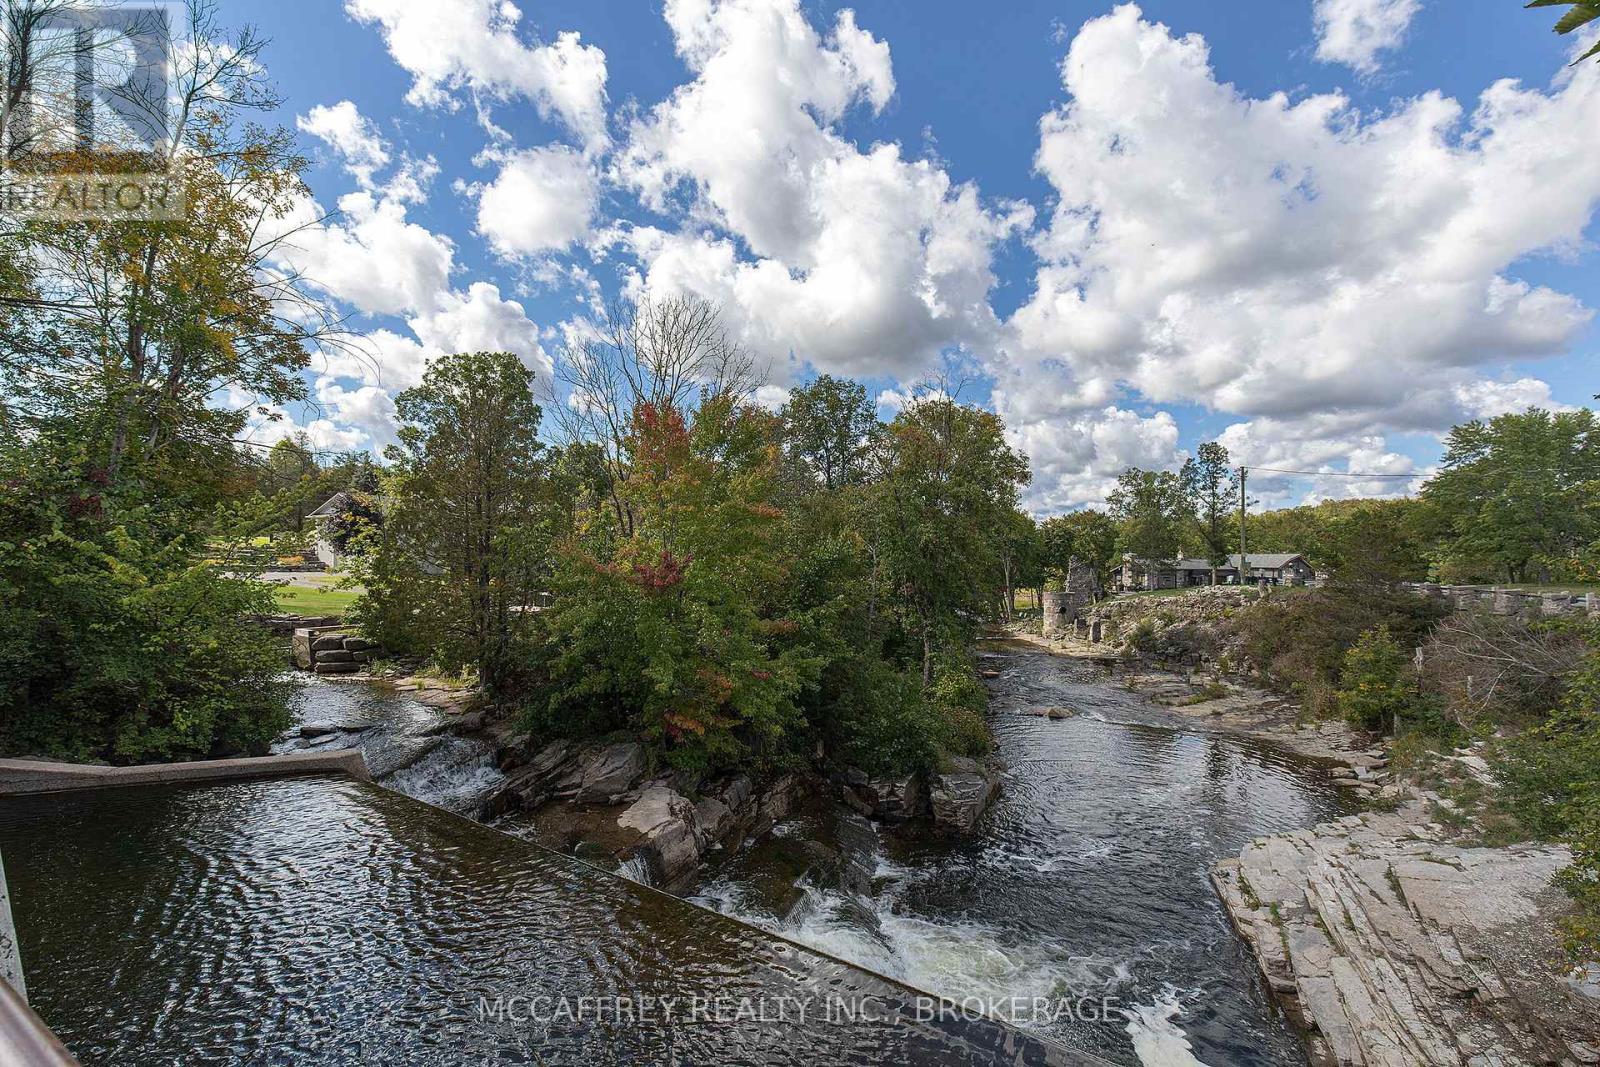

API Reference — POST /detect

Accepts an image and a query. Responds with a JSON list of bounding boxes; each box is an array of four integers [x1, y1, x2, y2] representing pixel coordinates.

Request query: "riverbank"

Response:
[[1004, 627, 1392, 778], [1004, 623, 1600, 1063], [1213, 800, 1599, 1066]]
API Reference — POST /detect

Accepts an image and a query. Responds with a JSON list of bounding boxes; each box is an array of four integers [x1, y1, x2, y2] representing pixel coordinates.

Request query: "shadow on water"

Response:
[[691, 640, 1354, 1067]]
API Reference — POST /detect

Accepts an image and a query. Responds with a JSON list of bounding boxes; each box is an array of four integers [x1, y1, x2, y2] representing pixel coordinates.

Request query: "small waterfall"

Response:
[[616, 855, 655, 887], [381, 737, 504, 819]]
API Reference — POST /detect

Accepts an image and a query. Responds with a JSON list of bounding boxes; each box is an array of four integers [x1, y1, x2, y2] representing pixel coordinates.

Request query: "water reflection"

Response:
[[1, 777, 1085, 1065]]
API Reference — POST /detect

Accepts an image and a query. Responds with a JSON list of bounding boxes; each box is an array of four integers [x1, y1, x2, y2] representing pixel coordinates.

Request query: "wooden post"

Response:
[[1237, 465, 1248, 587], [0, 847, 23, 1003]]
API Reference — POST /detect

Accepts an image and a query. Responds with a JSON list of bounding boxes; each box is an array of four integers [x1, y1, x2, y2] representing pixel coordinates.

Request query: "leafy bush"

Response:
[[1336, 625, 1425, 732], [928, 654, 994, 760], [1492, 634, 1600, 958], [1555, 808, 1600, 960], [825, 652, 990, 777], [829, 656, 939, 777], [1230, 588, 1447, 711], [0, 457, 291, 762]]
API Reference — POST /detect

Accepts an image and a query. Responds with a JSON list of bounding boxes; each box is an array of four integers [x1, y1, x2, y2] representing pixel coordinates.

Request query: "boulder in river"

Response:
[[616, 785, 703, 889], [852, 773, 924, 822], [572, 742, 647, 804], [929, 757, 1001, 833], [489, 739, 578, 815]]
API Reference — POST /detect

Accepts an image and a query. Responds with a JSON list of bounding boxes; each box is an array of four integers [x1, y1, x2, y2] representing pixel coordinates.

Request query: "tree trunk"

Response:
[[1003, 558, 1014, 623], [921, 619, 933, 688]]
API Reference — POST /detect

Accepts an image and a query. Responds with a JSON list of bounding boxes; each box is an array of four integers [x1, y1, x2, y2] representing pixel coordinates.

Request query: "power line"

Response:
[[1245, 465, 1418, 479], [1245, 462, 1600, 480]]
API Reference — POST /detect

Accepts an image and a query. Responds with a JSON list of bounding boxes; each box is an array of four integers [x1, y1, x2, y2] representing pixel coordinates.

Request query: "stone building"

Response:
[[1113, 552, 1314, 591]]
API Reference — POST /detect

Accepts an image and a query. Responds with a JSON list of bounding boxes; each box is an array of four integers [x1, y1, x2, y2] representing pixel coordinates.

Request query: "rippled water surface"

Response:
[[1, 775, 1086, 1065], [693, 641, 1354, 1067]]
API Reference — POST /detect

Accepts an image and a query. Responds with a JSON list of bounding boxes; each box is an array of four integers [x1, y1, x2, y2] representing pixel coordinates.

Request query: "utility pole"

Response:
[[1237, 465, 1248, 588]]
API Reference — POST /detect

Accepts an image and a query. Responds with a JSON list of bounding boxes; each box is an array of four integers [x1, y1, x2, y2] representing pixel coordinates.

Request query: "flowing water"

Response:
[[1, 651, 1350, 1064], [0, 776, 1074, 1065], [273, 674, 506, 818], [689, 640, 1355, 1067]]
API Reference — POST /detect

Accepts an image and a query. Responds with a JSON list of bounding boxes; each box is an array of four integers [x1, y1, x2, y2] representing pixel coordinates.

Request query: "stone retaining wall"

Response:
[[1069, 584, 1600, 651], [246, 613, 342, 636], [292, 628, 383, 673], [1400, 582, 1600, 619]]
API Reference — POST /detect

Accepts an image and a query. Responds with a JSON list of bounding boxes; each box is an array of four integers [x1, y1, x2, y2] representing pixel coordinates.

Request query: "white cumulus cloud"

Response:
[[1313, 0, 1422, 76], [476, 144, 599, 257], [345, 0, 609, 149], [993, 4, 1600, 508], [615, 0, 1029, 382]]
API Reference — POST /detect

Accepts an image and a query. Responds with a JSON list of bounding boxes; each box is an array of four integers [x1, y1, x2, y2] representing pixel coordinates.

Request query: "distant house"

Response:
[[1114, 553, 1314, 591], [307, 491, 353, 569]]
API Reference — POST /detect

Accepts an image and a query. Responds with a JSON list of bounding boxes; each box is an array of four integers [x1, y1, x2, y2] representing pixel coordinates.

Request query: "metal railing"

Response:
[[0, 980, 77, 1066]]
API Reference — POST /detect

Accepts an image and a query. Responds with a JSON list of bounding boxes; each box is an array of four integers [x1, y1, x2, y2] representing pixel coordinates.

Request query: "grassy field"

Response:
[[272, 580, 362, 617]]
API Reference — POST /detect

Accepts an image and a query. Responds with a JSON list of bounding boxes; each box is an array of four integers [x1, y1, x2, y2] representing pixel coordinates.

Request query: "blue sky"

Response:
[[229, 0, 1599, 512]]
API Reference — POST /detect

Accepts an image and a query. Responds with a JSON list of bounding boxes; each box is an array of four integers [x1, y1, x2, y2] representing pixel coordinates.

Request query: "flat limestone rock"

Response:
[[1212, 800, 1599, 1067]]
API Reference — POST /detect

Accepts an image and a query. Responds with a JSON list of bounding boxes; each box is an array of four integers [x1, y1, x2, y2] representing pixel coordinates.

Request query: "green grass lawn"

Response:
[[272, 583, 362, 617]]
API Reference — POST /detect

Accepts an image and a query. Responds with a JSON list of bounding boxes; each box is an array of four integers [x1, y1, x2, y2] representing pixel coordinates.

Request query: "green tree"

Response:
[[1419, 408, 1599, 582], [782, 374, 877, 491], [0, 5, 331, 763], [1039, 508, 1119, 589], [1108, 467, 1196, 582], [1324, 500, 1429, 587], [871, 396, 1030, 684], [541, 395, 813, 771], [1526, 1, 1600, 64], [354, 351, 552, 691], [0, 437, 291, 761], [1192, 442, 1235, 583], [1336, 625, 1417, 732]]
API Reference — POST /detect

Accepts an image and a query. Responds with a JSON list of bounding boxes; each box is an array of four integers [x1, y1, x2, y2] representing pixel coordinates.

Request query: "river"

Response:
[[274, 641, 1351, 1065], [4, 642, 1349, 1064], [687, 640, 1354, 1067]]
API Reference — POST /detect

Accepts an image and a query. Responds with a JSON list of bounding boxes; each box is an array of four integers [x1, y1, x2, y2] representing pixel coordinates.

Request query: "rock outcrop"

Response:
[[488, 740, 809, 888], [842, 772, 924, 821], [1213, 803, 1599, 1066], [928, 757, 1001, 833], [570, 743, 647, 804], [616, 785, 703, 889]]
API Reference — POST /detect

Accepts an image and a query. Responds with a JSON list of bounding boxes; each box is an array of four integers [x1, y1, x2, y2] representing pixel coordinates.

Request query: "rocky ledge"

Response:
[[485, 733, 1004, 890], [486, 739, 809, 891], [1213, 801, 1599, 1066], [836, 756, 1003, 832]]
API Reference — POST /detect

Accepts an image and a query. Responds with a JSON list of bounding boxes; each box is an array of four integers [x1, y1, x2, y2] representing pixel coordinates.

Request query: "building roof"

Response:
[[306, 491, 351, 519], [1122, 553, 1306, 571], [1229, 553, 1306, 570]]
